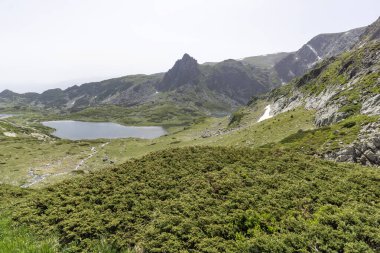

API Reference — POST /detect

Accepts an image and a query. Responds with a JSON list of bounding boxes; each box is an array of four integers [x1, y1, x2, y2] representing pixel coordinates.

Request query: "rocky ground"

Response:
[[326, 121, 380, 166]]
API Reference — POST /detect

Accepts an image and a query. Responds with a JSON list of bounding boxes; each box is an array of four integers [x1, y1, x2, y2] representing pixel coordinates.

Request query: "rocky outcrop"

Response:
[[271, 35, 380, 128], [157, 54, 201, 91], [326, 122, 380, 166], [361, 94, 380, 116]]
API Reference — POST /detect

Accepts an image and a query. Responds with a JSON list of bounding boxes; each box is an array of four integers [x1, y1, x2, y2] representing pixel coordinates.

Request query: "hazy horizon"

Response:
[[1, 0, 379, 93]]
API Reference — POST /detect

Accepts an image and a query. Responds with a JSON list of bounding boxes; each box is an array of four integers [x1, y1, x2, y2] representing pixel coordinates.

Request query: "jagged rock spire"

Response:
[[158, 54, 201, 91]]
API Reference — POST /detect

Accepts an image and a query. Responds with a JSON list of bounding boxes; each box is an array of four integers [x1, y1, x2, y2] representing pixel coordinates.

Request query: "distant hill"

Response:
[[0, 54, 279, 115]]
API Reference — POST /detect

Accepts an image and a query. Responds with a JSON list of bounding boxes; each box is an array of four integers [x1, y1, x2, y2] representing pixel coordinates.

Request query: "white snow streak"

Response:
[[258, 105, 273, 122], [306, 44, 322, 60]]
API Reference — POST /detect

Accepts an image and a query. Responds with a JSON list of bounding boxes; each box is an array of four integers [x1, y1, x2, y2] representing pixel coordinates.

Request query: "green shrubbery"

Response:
[[6, 146, 380, 252], [228, 110, 247, 127], [0, 186, 57, 253]]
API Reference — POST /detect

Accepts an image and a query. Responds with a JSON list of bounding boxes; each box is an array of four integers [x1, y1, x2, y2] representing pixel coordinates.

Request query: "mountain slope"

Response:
[[240, 52, 290, 69], [274, 27, 366, 83], [357, 17, 380, 46], [260, 17, 380, 166]]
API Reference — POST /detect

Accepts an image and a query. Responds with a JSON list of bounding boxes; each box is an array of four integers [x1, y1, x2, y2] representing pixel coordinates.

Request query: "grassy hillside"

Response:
[[7, 146, 380, 252], [0, 103, 317, 188], [276, 114, 379, 154]]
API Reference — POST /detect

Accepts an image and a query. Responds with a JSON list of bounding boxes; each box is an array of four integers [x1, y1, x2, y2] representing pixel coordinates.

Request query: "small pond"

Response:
[[42, 120, 167, 140]]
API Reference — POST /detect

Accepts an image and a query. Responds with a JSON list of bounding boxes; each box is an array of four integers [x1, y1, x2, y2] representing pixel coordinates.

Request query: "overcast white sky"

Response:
[[0, 0, 379, 93]]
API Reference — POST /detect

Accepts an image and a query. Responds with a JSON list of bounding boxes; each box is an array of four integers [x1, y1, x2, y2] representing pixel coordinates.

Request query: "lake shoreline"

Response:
[[42, 120, 167, 140]]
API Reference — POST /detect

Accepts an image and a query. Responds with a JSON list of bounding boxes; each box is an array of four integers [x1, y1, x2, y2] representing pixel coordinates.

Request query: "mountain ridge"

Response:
[[1, 18, 377, 123], [274, 26, 367, 83]]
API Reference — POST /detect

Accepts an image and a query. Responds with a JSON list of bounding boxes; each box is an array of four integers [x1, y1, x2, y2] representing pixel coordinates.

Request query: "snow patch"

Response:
[[306, 44, 322, 60], [258, 105, 273, 122]]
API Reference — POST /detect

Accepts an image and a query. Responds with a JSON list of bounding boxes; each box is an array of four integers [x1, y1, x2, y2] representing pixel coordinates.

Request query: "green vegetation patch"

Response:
[[11, 146, 380, 252], [359, 71, 380, 94], [228, 109, 247, 127], [0, 214, 57, 253], [213, 107, 315, 147], [278, 114, 378, 154], [0, 185, 57, 253], [47, 103, 206, 129]]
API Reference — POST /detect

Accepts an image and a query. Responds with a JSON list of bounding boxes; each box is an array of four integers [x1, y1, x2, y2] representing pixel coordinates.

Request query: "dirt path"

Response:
[[21, 142, 110, 188], [74, 142, 109, 170]]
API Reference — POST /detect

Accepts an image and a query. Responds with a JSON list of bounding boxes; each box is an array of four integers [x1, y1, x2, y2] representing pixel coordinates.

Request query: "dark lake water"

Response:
[[42, 120, 167, 140]]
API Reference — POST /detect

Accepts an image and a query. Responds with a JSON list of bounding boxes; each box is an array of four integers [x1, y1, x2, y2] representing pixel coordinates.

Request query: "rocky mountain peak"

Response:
[[181, 53, 194, 62], [157, 54, 201, 91]]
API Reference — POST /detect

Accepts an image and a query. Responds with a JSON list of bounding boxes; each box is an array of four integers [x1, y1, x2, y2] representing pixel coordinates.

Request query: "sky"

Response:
[[0, 0, 379, 93]]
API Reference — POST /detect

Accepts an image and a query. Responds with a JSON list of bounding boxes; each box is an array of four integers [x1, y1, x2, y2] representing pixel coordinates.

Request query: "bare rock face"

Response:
[[314, 104, 345, 127], [158, 54, 201, 91], [361, 94, 380, 116], [271, 93, 303, 115], [326, 122, 380, 166]]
